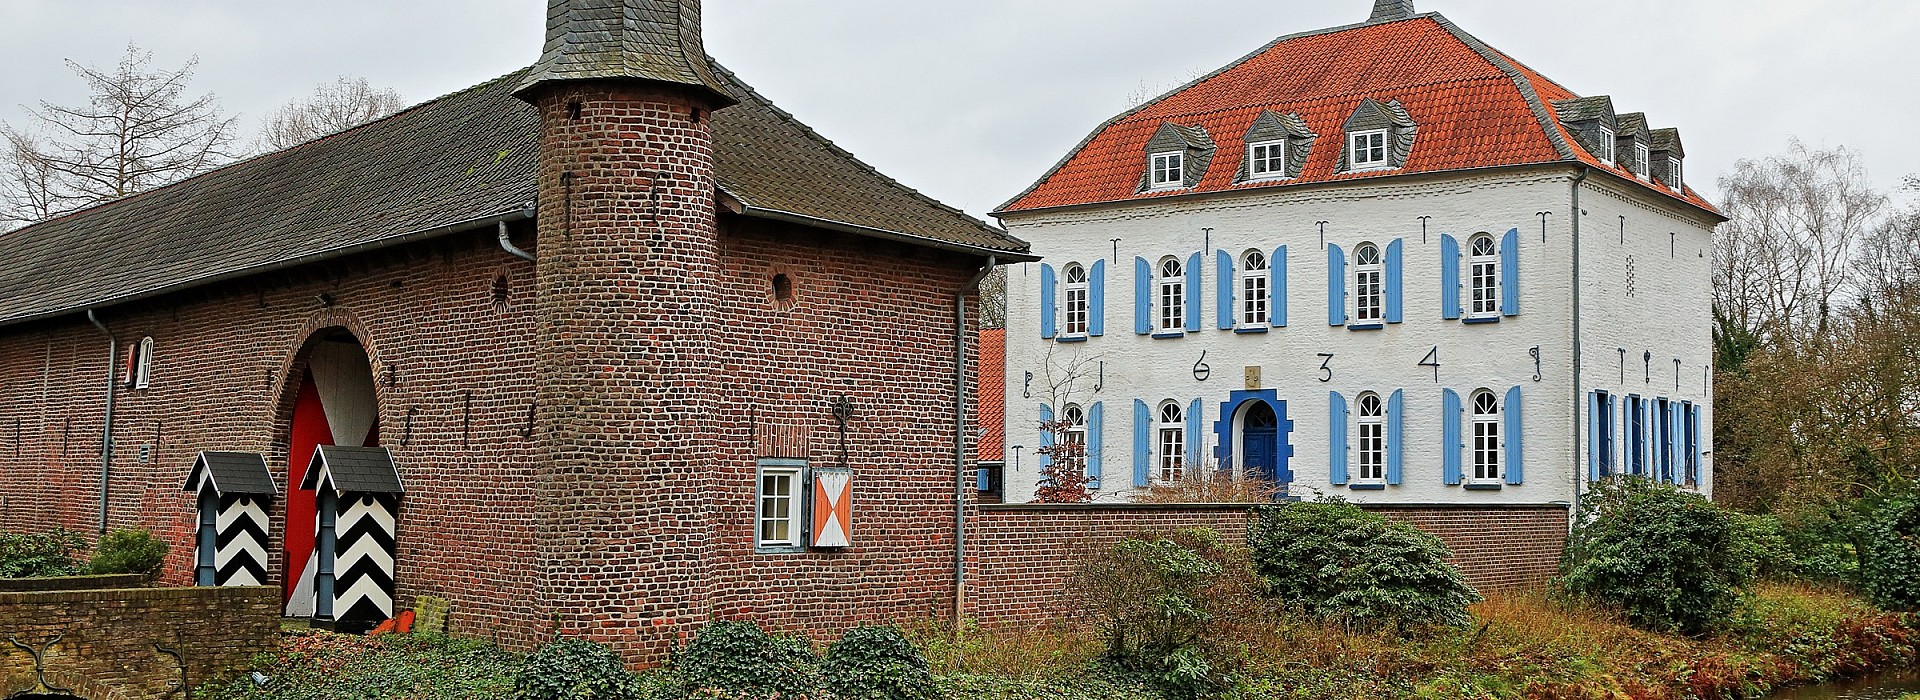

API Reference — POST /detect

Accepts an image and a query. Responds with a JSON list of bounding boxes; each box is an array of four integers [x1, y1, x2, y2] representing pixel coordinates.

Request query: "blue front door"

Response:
[[1243, 401, 1279, 481]]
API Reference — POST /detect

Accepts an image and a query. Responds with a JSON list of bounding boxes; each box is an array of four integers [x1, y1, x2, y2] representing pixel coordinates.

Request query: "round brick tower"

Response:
[[514, 0, 738, 663]]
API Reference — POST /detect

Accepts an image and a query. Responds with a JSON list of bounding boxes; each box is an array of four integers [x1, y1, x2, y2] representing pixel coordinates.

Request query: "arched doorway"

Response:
[[282, 329, 379, 619], [1241, 401, 1279, 482]]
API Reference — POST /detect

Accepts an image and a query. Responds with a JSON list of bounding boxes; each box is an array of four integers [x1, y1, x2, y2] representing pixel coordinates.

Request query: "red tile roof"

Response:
[[977, 327, 1006, 463], [998, 15, 1717, 216]]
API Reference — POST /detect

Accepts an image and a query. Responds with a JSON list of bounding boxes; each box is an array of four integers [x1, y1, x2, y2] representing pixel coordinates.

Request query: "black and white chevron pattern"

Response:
[[331, 493, 397, 629], [213, 495, 271, 586]]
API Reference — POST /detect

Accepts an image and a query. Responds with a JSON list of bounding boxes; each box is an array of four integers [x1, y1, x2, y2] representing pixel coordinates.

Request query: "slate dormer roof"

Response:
[[515, 0, 734, 107], [1650, 128, 1684, 159], [1236, 110, 1317, 182], [997, 12, 1718, 219], [1139, 122, 1217, 191], [0, 62, 1030, 329]]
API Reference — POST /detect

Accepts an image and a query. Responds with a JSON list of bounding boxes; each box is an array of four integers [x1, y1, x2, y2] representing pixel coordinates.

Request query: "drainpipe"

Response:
[[498, 220, 536, 262], [954, 255, 997, 627], [1569, 168, 1591, 521], [85, 309, 118, 535]]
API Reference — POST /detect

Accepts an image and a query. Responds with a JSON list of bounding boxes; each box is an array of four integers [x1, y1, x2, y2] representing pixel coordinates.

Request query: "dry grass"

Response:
[[1130, 473, 1284, 504]]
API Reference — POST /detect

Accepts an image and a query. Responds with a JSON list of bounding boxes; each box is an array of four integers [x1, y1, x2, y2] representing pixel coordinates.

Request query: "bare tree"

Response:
[[0, 133, 57, 231], [257, 76, 405, 152], [978, 266, 1007, 330], [0, 44, 238, 226], [1713, 141, 1887, 343]]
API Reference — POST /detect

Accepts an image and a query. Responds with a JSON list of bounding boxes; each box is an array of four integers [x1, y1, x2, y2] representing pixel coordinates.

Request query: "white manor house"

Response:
[[992, 0, 1723, 509]]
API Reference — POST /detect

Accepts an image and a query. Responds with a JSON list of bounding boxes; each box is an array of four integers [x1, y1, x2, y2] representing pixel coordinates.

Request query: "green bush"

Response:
[[1558, 478, 1755, 635], [1730, 512, 1796, 581], [201, 631, 521, 700], [1071, 529, 1245, 700], [1248, 500, 1479, 631], [87, 527, 170, 577], [514, 637, 641, 700], [1860, 488, 1920, 611], [668, 620, 819, 697], [821, 626, 938, 700], [0, 528, 88, 579]]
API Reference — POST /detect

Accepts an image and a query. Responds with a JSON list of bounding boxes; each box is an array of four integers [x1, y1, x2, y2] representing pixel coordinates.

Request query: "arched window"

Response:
[[1468, 235, 1499, 319], [1471, 390, 1502, 482], [1241, 250, 1269, 326], [1158, 257, 1185, 333], [1353, 243, 1383, 323], [1157, 400, 1185, 483], [1063, 263, 1089, 338], [134, 336, 155, 390], [1062, 403, 1088, 473], [1356, 392, 1384, 482]]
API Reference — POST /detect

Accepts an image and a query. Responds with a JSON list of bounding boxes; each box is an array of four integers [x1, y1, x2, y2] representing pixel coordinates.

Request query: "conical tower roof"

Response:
[[514, 0, 736, 106]]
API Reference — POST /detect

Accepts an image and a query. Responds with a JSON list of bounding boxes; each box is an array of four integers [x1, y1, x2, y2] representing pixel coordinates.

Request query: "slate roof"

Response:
[[977, 327, 1005, 463], [301, 446, 404, 494], [516, 0, 734, 107], [1552, 96, 1614, 123], [183, 452, 279, 496], [997, 13, 1719, 218], [0, 63, 1028, 329]]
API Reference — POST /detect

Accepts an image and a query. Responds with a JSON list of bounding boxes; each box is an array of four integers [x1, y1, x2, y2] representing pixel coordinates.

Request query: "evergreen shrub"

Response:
[[1558, 478, 1754, 635], [820, 625, 938, 700], [514, 637, 641, 700], [668, 620, 819, 697], [0, 528, 87, 579], [1071, 529, 1246, 699], [1861, 488, 1920, 611], [1247, 500, 1479, 631], [87, 527, 170, 577]]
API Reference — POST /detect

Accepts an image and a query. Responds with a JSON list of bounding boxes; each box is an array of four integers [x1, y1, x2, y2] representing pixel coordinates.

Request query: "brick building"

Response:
[[0, 0, 1032, 663]]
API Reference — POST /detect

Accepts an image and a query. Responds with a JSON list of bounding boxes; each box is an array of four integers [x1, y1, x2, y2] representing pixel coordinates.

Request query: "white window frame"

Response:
[[1063, 263, 1089, 338], [133, 336, 154, 390], [1157, 401, 1186, 484], [1470, 390, 1502, 483], [1598, 127, 1616, 166], [756, 460, 805, 551], [1063, 403, 1088, 477], [1634, 143, 1651, 181], [1668, 158, 1683, 192], [1349, 129, 1389, 171], [1240, 249, 1269, 327], [1149, 151, 1185, 190], [1356, 392, 1385, 483], [1247, 140, 1287, 180], [1467, 235, 1499, 320], [1353, 243, 1383, 323], [1158, 256, 1185, 333]]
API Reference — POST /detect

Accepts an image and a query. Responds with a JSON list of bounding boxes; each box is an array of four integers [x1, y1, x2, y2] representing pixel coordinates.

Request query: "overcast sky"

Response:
[[1, 0, 1914, 220]]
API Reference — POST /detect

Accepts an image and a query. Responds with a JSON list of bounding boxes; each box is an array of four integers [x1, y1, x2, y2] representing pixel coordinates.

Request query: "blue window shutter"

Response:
[[1501, 228, 1521, 317], [1133, 400, 1151, 488], [1587, 392, 1601, 483], [1442, 389, 1463, 485], [1186, 398, 1204, 467], [1329, 391, 1349, 485], [1216, 250, 1235, 330], [1185, 252, 1203, 332], [1040, 264, 1057, 339], [1088, 402, 1104, 488], [1440, 234, 1461, 320], [1384, 238, 1404, 324], [1505, 386, 1524, 485], [1670, 402, 1684, 484], [1089, 260, 1106, 337], [1273, 246, 1288, 327], [1038, 404, 1054, 473], [1386, 389, 1405, 485], [1134, 257, 1151, 335], [1327, 244, 1347, 326], [1691, 403, 1704, 485]]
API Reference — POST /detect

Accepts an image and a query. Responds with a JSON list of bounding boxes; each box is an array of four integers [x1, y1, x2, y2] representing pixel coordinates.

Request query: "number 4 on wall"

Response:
[[1419, 346, 1440, 382]]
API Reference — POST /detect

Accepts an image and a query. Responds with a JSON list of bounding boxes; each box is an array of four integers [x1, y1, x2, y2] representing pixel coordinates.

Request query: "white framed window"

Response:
[[1158, 256, 1185, 333], [1468, 235, 1499, 319], [1633, 143, 1651, 181], [1353, 243, 1383, 323], [133, 336, 154, 390], [1240, 249, 1269, 327], [1598, 127, 1616, 166], [1063, 263, 1089, 338], [1150, 151, 1185, 190], [1248, 140, 1287, 180], [1349, 130, 1389, 170], [1063, 403, 1088, 475], [1668, 158, 1684, 192], [1157, 401, 1186, 483], [1356, 392, 1385, 483], [756, 460, 804, 549], [1470, 390, 1502, 482]]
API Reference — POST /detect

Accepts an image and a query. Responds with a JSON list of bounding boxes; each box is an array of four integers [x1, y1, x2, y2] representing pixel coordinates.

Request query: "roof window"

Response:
[[1338, 98, 1417, 173]]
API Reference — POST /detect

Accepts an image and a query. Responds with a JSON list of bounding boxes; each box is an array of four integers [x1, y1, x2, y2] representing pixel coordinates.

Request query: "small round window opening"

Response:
[[771, 273, 797, 310]]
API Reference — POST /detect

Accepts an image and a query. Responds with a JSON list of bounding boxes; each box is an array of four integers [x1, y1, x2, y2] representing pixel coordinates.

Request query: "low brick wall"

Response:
[[0, 586, 279, 700], [966, 503, 1568, 627], [0, 574, 149, 593]]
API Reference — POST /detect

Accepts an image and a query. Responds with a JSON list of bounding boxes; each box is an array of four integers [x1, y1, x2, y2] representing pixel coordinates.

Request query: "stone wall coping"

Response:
[[979, 502, 1571, 514], [0, 585, 276, 604], [0, 573, 149, 592]]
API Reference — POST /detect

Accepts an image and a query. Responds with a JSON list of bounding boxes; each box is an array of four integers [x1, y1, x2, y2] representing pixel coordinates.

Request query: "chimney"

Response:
[[1368, 0, 1417, 23], [514, 0, 735, 106]]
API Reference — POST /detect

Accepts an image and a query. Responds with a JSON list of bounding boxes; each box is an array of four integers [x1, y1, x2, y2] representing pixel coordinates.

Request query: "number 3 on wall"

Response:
[[1317, 353, 1334, 383]]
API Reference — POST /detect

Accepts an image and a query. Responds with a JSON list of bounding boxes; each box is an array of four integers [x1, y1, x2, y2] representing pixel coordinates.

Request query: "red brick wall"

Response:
[[965, 503, 1568, 626], [0, 586, 279, 700]]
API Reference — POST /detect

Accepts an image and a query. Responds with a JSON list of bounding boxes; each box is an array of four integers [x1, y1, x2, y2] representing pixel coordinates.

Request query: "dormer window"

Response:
[[1668, 158, 1683, 192], [1598, 127, 1616, 166], [1350, 130, 1389, 170], [1150, 151, 1185, 190], [1633, 143, 1650, 181], [1248, 140, 1287, 180]]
